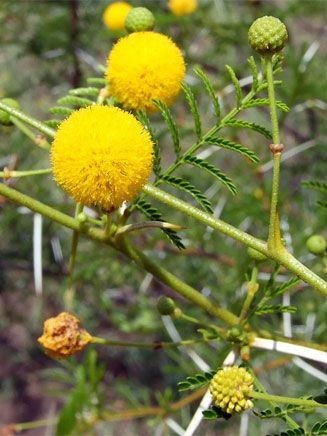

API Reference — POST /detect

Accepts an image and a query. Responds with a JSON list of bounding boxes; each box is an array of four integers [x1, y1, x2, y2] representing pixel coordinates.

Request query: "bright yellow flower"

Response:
[[103, 1, 132, 31], [51, 105, 153, 211], [168, 0, 198, 16], [106, 31, 185, 112], [38, 312, 93, 359], [210, 366, 254, 414]]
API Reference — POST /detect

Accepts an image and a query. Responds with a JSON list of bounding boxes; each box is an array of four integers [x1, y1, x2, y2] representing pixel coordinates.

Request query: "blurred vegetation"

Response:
[[0, 0, 326, 434]]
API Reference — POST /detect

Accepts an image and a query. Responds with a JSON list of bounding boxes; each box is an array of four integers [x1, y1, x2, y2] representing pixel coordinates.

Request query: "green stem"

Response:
[[179, 313, 226, 338], [104, 214, 113, 236], [0, 101, 55, 138], [0, 168, 52, 178], [11, 118, 50, 150], [265, 56, 283, 250], [252, 375, 300, 429], [239, 266, 258, 323], [131, 78, 262, 214], [143, 184, 268, 253], [251, 390, 327, 409], [65, 203, 84, 309], [117, 237, 239, 326], [92, 336, 209, 348], [265, 58, 280, 145], [0, 183, 240, 326], [1, 181, 325, 295], [10, 418, 58, 432], [143, 184, 327, 295]]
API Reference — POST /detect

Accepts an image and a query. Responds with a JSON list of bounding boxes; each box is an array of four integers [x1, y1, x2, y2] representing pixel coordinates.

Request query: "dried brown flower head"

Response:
[[38, 312, 93, 359]]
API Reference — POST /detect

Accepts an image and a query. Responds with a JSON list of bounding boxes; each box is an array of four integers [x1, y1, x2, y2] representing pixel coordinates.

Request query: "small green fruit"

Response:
[[0, 98, 20, 126], [247, 247, 267, 262], [306, 234, 326, 256], [157, 296, 176, 316], [248, 16, 288, 55], [125, 7, 155, 33]]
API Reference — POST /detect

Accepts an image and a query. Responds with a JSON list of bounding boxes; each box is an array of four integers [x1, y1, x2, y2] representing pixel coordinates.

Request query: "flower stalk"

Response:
[[250, 390, 327, 409], [239, 266, 259, 323], [265, 56, 283, 251], [0, 168, 52, 179]]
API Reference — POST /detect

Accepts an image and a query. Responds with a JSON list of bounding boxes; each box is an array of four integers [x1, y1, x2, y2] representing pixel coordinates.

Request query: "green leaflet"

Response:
[[69, 87, 100, 97], [244, 98, 290, 112], [302, 180, 327, 194], [136, 199, 184, 249], [86, 77, 107, 86], [248, 56, 259, 91], [153, 99, 181, 159], [193, 66, 221, 122], [255, 304, 297, 315], [178, 370, 216, 391], [57, 95, 94, 108], [137, 110, 162, 177], [206, 137, 259, 163], [225, 64, 242, 108], [49, 106, 74, 116], [224, 118, 272, 139], [182, 83, 202, 139], [163, 175, 213, 214], [184, 155, 237, 195], [269, 277, 300, 297]]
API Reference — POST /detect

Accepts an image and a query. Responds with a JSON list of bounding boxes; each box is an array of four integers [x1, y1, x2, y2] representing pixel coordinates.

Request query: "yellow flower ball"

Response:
[[106, 31, 186, 112], [168, 0, 198, 16], [51, 105, 153, 211], [103, 1, 132, 31]]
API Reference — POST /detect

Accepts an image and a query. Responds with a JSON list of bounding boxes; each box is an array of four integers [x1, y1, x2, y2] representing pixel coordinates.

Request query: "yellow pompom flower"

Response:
[[103, 1, 132, 31], [168, 0, 198, 16], [106, 31, 185, 112], [38, 312, 93, 359], [210, 366, 254, 414], [51, 105, 153, 211]]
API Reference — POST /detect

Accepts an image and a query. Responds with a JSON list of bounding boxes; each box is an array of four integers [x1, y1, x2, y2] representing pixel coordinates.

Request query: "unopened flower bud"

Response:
[[210, 366, 254, 414], [306, 234, 326, 256], [125, 7, 155, 33], [248, 16, 288, 55], [157, 296, 176, 315]]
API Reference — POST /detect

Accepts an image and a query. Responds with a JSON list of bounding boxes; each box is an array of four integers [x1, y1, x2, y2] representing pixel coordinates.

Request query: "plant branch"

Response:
[[117, 237, 239, 326], [0, 183, 239, 325], [11, 118, 50, 149], [143, 184, 327, 295], [265, 57, 283, 250], [0, 168, 52, 178], [251, 390, 327, 409], [0, 102, 55, 138], [91, 336, 213, 349]]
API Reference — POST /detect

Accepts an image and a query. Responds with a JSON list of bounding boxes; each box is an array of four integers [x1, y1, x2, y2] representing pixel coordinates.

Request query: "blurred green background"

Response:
[[0, 0, 326, 434]]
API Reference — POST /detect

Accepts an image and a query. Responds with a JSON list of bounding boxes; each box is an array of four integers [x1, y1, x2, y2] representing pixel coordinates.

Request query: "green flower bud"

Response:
[[227, 326, 243, 343], [248, 16, 288, 55], [157, 296, 176, 316], [125, 7, 155, 33], [210, 366, 254, 414], [77, 212, 87, 223], [0, 98, 20, 126], [306, 234, 326, 256], [247, 247, 267, 262]]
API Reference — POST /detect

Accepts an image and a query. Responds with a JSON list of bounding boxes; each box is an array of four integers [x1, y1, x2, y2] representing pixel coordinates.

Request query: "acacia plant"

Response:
[[0, 6, 326, 436]]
